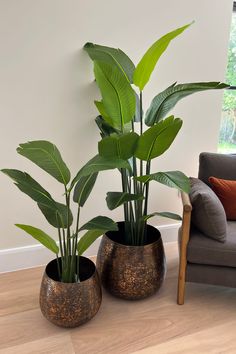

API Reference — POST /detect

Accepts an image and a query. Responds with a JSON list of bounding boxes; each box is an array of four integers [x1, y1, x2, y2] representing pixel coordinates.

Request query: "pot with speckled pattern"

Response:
[[39, 256, 102, 328], [96, 222, 166, 300]]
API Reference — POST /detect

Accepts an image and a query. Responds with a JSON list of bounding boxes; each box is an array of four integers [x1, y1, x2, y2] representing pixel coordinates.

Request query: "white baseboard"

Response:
[[0, 223, 180, 273]]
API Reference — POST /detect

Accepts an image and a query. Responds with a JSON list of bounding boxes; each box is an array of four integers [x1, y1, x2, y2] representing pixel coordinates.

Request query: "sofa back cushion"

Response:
[[209, 177, 236, 220], [190, 177, 227, 242], [198, 152, 236, 186]]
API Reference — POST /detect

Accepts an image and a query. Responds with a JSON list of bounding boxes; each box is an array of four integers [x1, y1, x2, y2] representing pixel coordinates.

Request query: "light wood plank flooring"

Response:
[[0, 242, 236, 354]]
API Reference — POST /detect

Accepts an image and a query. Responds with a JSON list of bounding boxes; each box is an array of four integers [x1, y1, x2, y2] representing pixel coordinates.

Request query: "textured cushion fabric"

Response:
[[186, 263, 236, 288], [198, 152, 236, 186], [209, 177, 236, 220], [187, 222, 236, 268], [189, 177, 227, 242]]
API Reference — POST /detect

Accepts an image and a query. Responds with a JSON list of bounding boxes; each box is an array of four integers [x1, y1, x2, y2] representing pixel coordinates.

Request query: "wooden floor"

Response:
[[1, 242, 236, 354]]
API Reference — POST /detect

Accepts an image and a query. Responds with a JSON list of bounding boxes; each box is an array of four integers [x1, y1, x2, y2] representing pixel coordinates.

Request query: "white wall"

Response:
[[0, 0, 233, 250]]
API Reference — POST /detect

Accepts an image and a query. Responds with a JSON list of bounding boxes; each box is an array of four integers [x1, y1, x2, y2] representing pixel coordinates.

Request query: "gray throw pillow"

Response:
[[189, 177, 227, 242]]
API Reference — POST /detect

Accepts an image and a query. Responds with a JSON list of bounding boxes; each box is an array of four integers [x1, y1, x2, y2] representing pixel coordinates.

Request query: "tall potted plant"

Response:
[[2, 140, 118, 327], [79, 22, 228, 300]]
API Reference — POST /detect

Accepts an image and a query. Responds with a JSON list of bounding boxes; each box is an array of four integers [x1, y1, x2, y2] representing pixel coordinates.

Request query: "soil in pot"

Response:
[[96, 222, 166, 300], [40, 256, 102, 328]]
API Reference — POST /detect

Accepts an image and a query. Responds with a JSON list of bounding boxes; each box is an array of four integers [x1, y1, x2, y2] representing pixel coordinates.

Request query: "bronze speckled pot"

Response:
[[96, 222, 166, 300], [39, 256, 102, 328]]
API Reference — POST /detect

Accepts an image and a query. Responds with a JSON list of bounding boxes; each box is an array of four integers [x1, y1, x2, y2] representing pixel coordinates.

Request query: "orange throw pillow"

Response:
[[209, 177, 236, 220]]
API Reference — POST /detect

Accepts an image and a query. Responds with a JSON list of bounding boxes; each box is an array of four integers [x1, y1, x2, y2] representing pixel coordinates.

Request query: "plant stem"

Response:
[[75, 206, 81, 282], [56, 254, 61, 280]]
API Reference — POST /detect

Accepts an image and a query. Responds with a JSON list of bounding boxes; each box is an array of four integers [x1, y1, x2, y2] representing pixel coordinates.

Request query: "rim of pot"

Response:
[[45, 255, 96, 284], [104, 222, 162, 248]]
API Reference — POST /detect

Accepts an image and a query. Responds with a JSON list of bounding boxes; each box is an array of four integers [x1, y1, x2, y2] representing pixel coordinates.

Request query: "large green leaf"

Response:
[[2, 169, 56, 208], [95, 116, 119, 138], [17, 140, 70, 185], [38, 202, 73, 228], [133, 22, 192, 90], [84, 42, 135, 83], [15, 224, 59, 254], [73, 173, 98, 207], [94, 100, 113, 127], [77, 229, 105, 256], [106, 192, 144, 210], [70, 155, 131, 190], [134, 116, 182, 161], [93, 61, 136, 130], [98, 132, 139, 160], [2, 169, 72, 228], [142, 212, 182, 222], [145, 82, 229, 126], [135, 171, 190, 193], [79, 216, 118, 232]]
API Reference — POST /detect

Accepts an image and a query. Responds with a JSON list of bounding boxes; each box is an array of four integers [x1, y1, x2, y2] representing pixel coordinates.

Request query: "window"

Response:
[[218, 2, 236, 153]]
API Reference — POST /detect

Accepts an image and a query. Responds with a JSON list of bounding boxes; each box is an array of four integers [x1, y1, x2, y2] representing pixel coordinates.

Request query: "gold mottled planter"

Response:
[[39, 256, 102, 328], [96, 222, 166, 300]]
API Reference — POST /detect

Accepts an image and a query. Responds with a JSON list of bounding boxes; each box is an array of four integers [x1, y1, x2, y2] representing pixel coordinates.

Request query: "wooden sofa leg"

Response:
[[177, 264, 186, 305], [177, 192, 192, 305]]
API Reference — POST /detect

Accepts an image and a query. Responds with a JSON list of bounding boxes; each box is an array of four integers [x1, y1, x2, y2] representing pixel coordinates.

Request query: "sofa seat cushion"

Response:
[[187, 222, 236, 268]]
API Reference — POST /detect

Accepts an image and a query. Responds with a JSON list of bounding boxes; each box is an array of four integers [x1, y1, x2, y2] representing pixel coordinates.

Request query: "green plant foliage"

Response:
[[38, 202, 73, 228], [17, 141, 71, 185], [93, 61, 136, 130], [77, 229, 106, 256], [133, 22, 192, 90], [95, 116, 119, 137], [84, 42, 135, 83], [73, 173, 98, 207], [2, 141, 117, 283], [142, 212, 182, 222], [145, 82, 229, 126], [106, 192, 144, 210], [135, 170, 190, 193], [79, 216, 118, 232], [83, 25, 227, 246], [98, 132, 139, 160], [1, 169, 72, 228], [135, 116, 182, 160], [15, 224, 59, 254], [70, 154, 131, 190]]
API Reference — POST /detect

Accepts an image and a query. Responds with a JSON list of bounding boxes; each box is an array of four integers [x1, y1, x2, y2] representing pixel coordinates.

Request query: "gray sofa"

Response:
[[177, 152, 236, 305]]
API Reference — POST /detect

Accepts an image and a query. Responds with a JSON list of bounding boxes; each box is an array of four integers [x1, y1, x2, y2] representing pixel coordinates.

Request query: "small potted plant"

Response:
[[2, 140, 118, 327], [79, 22, 228, 300]]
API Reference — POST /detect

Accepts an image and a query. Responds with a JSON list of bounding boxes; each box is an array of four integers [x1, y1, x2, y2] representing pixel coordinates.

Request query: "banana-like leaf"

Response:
[[38, 202, 73, 228], [79, 216, 118, 232], [106, 192, 144, 210], [17, 140, 70, 185], [73, 173, 98, 207], [70, 155, 131, 190], [133, 22, 192, 90], [135, 116, 182, 161], [84, 42, 135, 83], [2, 169, 56, 208], [77, 229, 105, 256], [95, 116, 119, 138], [98, 132, 139, 160], [2, 169, 72, 228], [142, 212, 182, 222], [94, 100, 113, 127], [145, 82, 229, 126], [93, 61, 136, 130], [15, 224, 59, 254], [135, 171, 190, 193]]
